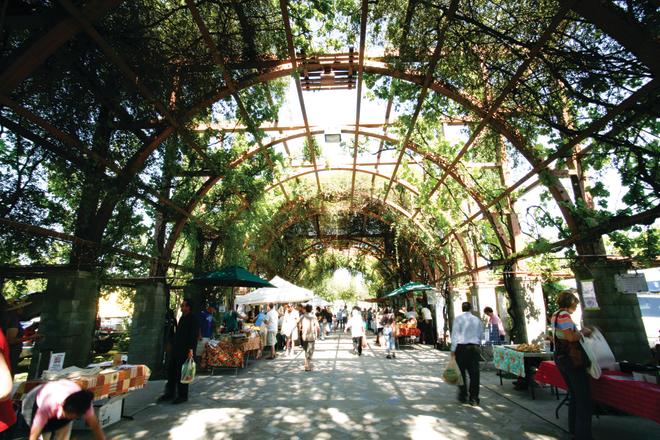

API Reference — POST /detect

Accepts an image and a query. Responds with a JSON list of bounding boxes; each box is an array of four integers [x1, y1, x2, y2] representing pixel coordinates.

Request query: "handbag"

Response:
[[552, 311, 589, 369]]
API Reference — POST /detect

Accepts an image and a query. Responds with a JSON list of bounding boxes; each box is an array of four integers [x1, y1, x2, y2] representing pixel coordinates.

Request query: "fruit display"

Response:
[[515, 343, 541, 353]]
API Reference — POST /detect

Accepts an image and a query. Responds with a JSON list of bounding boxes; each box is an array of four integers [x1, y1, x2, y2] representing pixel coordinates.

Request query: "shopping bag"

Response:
[[580, 328, 615, 379], [442, 357, 464, 386], [180, 357, 196, 384]]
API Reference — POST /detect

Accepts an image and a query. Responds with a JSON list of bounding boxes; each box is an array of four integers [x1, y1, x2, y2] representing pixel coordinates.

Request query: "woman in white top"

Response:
[[345, 308, 366, 356], [281, 304, 299, 357]]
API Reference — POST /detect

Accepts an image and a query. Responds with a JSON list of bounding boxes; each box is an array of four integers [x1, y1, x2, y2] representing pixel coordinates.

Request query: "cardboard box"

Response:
[[72, 395, 123, 430]]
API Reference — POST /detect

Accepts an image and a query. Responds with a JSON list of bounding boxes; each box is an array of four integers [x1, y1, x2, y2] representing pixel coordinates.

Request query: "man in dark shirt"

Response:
[[158, 298, 198, 404]]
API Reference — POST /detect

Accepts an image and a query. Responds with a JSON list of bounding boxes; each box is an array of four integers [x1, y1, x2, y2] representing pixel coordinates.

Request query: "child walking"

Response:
[[383, 316, 397, 359]]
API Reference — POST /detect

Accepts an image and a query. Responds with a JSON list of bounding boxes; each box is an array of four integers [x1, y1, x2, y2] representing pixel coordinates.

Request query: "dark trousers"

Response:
[[352, 337, 363, 355], [556, 356, 592, 440], [455, 344, 480, 401], [165, 352, 189, 399]]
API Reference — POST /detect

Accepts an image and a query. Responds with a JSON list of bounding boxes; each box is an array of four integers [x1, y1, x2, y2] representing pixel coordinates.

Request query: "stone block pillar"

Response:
[[128, 282, 168, 373], [29, 271, 100, 378], [469, 285, 497, 316], [510, 277, 547, 344], [573, 260, 650, 362]]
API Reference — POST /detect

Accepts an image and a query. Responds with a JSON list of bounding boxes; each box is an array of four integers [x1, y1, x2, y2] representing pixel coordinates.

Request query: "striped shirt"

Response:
[[551, 310, 576, 340]]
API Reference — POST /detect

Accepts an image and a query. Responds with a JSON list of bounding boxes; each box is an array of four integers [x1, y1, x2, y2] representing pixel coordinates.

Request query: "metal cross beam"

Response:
[[411, 6, 570, 221], [185, 0, 289, 202], [440, 77, 660, 246], [279, 0, 321, 193], [382, 0, 459, 202], [349, 0, 370, 210]]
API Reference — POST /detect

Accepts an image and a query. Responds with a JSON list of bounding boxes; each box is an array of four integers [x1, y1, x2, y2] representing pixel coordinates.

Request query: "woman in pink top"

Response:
[[27, 380, 105, 440], [484, 307, 506, 344]]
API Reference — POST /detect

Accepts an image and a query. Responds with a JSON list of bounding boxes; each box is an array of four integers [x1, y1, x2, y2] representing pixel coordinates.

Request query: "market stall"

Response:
[[535, 360, 660, 423], [493, 344, 554, 399], [13, 364, 151, 429], [200, 332, 262, 375]]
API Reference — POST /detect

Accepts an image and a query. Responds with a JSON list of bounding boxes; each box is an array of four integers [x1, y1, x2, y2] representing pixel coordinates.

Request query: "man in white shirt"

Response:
[[405, 307, 418, 320], [420, 305, 433, 345], [451, 301, 483, 406], [264, 303, 279, 359], [345, 308, 366, 355]]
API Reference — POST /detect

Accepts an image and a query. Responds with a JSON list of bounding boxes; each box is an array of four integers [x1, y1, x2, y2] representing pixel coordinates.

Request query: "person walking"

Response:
[[552, 289, 593, 440], [300, 304, 320, 371], [383, 316, 398, 359], [336, 308, 344, 331], [264, 303, 279, 359], [451, 301, 483, 406], [420, 304, 434, 345], [158, 298, 199, 404], [345, 308, 366, 356], [281, 305, 299, 357]]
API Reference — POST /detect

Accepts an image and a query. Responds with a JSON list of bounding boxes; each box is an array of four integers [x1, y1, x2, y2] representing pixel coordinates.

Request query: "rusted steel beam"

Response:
[[425, 7, 570, 218], [350, 0, 370, 210], [279, 0, 321, 193], [0, 96, 219, 236], [185, 0, 288, 201], [58, 0, 211, 163], [0, 0, 122, 94], [0, 218, 192, 271], [441, 78, 660, 245], [383, 0, 459, 202], [264, 167, 419, 195]]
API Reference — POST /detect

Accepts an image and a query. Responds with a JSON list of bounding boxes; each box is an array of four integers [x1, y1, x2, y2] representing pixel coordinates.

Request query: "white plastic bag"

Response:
[[580, 328, 617, 379], [181, 357, 196, 384]]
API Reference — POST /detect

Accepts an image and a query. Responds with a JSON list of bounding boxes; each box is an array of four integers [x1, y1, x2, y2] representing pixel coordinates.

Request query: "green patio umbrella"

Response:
[[191, 265, 274, 288], [386, 281, 435, 297]]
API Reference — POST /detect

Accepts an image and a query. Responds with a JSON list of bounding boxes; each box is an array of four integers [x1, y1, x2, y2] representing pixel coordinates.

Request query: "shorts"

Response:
[[302, 340, 315, 360], [266, 330, 277, 347]]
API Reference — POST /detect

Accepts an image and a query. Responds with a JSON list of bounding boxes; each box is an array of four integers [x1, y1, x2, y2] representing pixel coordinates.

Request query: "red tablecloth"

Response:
[[535, 361, 660, 424]]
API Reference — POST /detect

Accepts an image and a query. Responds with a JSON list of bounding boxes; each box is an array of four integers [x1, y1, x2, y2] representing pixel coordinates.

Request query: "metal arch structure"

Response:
[[0, 1, 657, 277], [263, 167, 420, 196], [244, 194, 475, 282]]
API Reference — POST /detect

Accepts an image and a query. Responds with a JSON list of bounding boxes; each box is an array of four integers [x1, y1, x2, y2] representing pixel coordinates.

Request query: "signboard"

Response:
[[615, 273, 648, 294], [48, 352, 66, 371], [580, 280, 600, 310]]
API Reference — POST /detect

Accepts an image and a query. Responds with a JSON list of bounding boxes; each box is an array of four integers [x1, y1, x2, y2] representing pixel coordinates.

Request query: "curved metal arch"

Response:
[[250, 129, 511, 254], [250, 200, 405, 261], [282, 237, 392, 274], [263, 166, 419, 195], [162, 60, 571, 267], [291, 247, 399, 283]]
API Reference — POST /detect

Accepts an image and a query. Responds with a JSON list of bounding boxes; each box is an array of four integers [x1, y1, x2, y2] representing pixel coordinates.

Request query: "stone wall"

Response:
[[573, 260, 650, 363], [128, 282, 167, 373], [29, 271, 99, 377]]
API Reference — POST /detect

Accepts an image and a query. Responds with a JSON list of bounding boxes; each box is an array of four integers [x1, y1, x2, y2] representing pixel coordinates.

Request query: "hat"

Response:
[[3, 298, 32, 311]]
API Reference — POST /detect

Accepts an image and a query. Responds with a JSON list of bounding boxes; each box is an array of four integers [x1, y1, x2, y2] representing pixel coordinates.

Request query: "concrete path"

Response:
[[72, 333, 659, 440]]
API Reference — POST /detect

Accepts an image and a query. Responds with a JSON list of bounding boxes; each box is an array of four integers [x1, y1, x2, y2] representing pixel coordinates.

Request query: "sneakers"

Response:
[[386, 355, 392, 359], [469, 398, 480, 406], [392, 353, 396, 358]]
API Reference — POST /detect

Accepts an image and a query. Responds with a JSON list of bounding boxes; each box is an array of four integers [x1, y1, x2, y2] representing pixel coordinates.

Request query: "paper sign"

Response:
[[48, 352, 66, 371], [580, 280, 600, 310], [615, 273, 648, 294]]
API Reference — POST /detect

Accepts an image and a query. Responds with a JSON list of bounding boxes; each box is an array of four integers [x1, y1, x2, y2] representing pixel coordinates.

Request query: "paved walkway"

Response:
[[73, 333, 659, 440]]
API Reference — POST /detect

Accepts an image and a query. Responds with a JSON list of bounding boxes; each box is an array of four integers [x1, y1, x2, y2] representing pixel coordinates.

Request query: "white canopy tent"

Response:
[[235, 276, 314, 305], [305, 296, 331, 308]]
